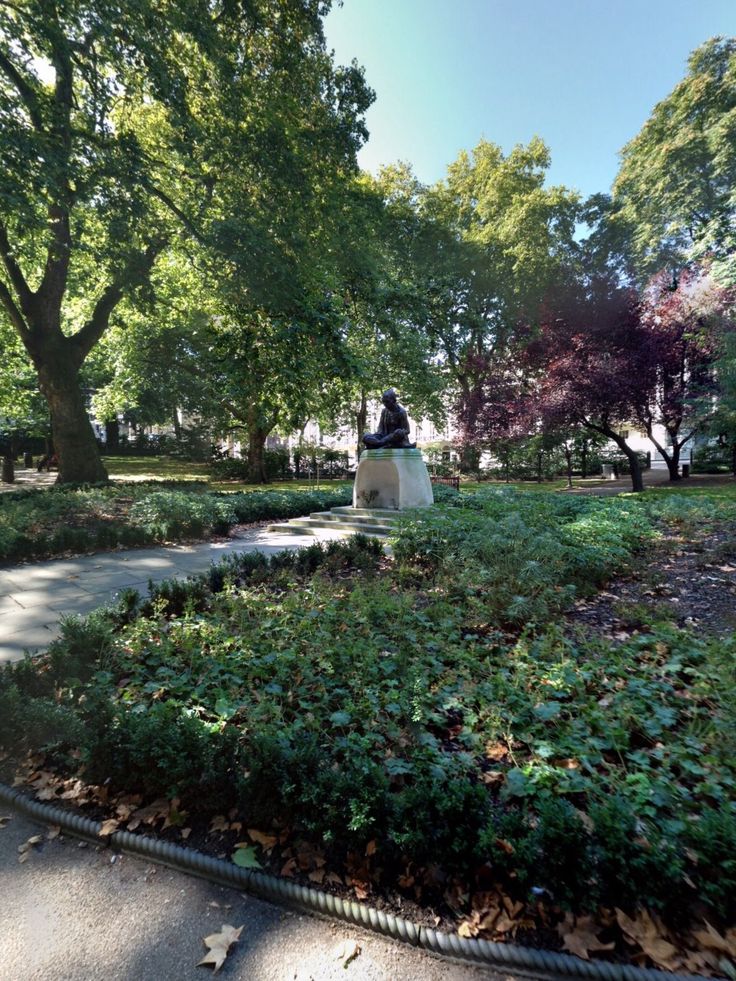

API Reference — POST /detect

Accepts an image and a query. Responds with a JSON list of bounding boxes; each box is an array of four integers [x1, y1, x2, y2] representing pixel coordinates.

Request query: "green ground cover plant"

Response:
[[0, 483, 352, 562], [1, 490, 734, 952]]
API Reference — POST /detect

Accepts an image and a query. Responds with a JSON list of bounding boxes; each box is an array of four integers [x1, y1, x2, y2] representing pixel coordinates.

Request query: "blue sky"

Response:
[[325, 0, 735, 199]]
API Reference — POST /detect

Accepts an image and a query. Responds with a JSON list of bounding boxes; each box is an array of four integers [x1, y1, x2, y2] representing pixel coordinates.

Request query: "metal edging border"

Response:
[[0, 782, 715, 981]]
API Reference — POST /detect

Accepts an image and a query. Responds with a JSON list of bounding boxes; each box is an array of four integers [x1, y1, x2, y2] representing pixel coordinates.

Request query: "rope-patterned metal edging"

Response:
[[0, 783, 717, 981]]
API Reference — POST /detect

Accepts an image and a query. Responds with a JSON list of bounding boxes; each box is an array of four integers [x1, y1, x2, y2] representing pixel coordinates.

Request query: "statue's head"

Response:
[[381, 388, 398, 407]]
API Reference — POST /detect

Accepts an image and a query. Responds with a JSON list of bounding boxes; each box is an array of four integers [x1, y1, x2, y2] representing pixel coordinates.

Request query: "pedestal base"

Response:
[[353, 448, 434, 510]]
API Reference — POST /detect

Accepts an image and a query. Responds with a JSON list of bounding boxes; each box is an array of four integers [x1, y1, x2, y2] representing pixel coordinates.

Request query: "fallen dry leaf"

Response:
[[481, 770, 504, 787], [17, 834, 44, 863], [616, 908, 681, 970], [352, 880, 370, 900], [692, 921, 736, 960], [485, 741, 509, 761], [0, 815, 11, 829], [198, 924, 243, 972], [333, 940, 361, 968], [98, 818, 120, 837], [247, 828, 278, 852], [46, 826, 61, 840], [558, 913, 615, 961], [280, 858, 297, 877]]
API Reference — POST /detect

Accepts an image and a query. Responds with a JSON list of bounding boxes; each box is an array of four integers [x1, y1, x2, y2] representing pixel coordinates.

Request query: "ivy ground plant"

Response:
[[1, 490, 734, 975]]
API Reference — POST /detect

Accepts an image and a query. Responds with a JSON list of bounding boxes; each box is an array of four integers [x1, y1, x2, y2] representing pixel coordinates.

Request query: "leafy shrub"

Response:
[[394, 492, 654, 626], [0, 482, 352, 561], [430, 483, 461, 505], [80, 699, 239, 807], [3, 491, 735, 921]]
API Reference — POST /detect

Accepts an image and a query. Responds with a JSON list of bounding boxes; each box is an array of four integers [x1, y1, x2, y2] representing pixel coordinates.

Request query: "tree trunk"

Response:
[[246, 425, 272, 483], [732, 441, 736, 478], [2, 454, 14, 483], [35, 348, 108, 484], [666, 444, 681, 481], [645, 428, 680, 481], [581, 439, 588, 478], [356, 390, 368, 461], [105, 418, 120, 452], [172, 408, 182, 442], [585, 421, 644, 493], [613, 441, 643, 492], [564, 446, 573, 488]]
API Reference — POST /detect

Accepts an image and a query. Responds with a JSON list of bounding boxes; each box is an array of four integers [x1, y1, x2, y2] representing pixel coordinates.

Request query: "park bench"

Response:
[[431, 475, 460, 491], [37, 453, 59, 472]]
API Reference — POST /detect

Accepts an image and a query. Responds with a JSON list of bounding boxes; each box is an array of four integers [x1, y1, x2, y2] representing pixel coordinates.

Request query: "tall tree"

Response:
[[325, 167, 447, 457], [614, 37, 736, 284], [634, 266, 729, 480], [525, 285, 652, 492], [0, 0, 371, 482], [422, 138, 580, 424]]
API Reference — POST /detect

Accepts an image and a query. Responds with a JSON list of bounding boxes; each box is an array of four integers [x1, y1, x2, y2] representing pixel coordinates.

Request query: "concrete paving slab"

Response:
[[7, 585, 96, 611], [0, 604, 59, 635], [0, 623, 60, 664], [0, 595, 23, 615]]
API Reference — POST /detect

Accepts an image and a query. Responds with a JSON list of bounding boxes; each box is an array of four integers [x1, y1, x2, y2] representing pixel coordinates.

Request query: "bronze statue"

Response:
[[362, 389, 417, 449]]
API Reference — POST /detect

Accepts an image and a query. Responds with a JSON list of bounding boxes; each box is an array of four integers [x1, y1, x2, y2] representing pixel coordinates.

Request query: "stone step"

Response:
[[287, 517, 393, 534], [329, 506, 401, 519], [309, 510, 399, 526], [267, 516, 393, 537]]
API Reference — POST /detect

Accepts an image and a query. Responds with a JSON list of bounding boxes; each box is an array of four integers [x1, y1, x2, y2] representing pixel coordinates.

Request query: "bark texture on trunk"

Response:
[[645, 428, 681, 481], [246, 426, 270, 484], [36, 347, 108, 484], [105, 418, 120, 451]]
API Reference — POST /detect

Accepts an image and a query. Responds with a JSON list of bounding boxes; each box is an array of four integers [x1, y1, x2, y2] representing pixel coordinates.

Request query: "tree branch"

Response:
[[0, 277, 31, 340], [148, 185, 209, 246], [0, 218, 34, 314], [0, 47, 45, 131], [72, 243, 163, 362]]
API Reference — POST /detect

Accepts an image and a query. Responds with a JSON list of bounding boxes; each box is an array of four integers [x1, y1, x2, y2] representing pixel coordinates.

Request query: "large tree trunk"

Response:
[[245, 429, 268, 483], [35, 346, 108, 484], [621, 445, 644, 493]]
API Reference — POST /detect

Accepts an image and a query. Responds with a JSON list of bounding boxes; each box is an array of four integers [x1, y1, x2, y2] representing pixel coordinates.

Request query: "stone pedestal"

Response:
[[353, 448, 434, 510]]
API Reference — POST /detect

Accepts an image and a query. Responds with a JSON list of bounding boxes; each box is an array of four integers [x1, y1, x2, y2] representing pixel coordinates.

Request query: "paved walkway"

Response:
[[0, 809, 512, 981], [3, 469, 731, 665], [0, 526, 348, 665]]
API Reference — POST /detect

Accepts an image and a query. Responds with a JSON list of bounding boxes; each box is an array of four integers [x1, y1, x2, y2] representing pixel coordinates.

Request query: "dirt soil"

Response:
[[567, 511, 736, 636]]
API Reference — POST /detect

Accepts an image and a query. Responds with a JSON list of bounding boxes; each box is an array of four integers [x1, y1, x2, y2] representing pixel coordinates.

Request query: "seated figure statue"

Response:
[[362, 389, 417, 450]]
